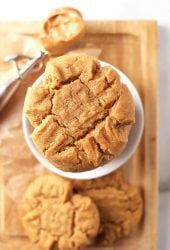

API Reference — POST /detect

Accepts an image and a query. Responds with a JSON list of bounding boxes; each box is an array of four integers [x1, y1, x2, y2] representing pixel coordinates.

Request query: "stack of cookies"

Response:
[[24, 54, 135, 172], [22, 171, 143, 249]]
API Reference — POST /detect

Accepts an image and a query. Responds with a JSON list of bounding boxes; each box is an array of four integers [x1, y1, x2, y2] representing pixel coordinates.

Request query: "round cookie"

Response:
[[74, 170, 143, 246], [24, 54, 135, 172], [22, 175, 100, 250]]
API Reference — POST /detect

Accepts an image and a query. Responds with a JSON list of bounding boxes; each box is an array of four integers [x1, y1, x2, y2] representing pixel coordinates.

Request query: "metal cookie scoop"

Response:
[[0, 50, 47, 112]]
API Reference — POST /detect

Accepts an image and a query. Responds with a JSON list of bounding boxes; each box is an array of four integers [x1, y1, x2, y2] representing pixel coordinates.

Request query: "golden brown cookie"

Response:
[[40, 7, 86, 55], [22, 175, 100, 250], [74, 170, 143, 246], [24, 54, 135, 172]]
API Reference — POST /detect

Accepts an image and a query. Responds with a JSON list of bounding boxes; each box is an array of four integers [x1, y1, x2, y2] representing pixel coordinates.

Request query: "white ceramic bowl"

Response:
[[22, 61, 144, 180]]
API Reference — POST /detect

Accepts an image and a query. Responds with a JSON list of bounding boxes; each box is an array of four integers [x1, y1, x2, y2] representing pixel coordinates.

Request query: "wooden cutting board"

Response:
[[0, 21, 158, 250]]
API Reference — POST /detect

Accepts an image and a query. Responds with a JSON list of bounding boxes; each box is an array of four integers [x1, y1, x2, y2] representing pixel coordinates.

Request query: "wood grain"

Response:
[[0, 21, 158, 250]]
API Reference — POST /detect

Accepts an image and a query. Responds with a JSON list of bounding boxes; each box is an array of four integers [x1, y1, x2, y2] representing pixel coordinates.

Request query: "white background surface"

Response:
[[0, 0, 170, 249]]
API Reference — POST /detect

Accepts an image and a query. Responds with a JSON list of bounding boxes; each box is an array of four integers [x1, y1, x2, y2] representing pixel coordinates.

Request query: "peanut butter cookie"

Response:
[[74, 170, 143, 245], [22, 175, 100, 250], [24, 55, 135, 172]]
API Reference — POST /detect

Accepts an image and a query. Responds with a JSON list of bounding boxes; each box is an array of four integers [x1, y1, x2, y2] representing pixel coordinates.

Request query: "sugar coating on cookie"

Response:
[[24, 54, 135, 172], [22, 175, 100, 250], [74, 170, 143, 245]]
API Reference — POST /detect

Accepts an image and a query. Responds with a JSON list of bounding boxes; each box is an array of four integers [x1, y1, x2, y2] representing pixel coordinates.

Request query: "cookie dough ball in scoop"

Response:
[[40, 7, 86, 55]]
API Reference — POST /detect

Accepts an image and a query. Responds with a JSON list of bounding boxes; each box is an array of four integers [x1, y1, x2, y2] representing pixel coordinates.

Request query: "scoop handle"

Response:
[[0, 76, 21, 112], [0, 51, 47, 112]]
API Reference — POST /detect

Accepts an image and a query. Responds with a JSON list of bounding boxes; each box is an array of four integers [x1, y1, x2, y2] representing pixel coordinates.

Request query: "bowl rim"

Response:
[[22, 60, 144, 180]]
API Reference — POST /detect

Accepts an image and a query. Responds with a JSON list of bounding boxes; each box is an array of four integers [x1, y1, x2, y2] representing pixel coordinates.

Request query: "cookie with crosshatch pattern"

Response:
[[24, 54, 135, 172], [22, 174, 100, 249]]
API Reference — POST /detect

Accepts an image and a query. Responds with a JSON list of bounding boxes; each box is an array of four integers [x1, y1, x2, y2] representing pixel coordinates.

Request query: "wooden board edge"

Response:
[[143, 21, 159, 250]]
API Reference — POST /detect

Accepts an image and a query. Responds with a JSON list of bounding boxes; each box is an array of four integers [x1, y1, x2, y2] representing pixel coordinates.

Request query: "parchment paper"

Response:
[[0, 35, 43, 190]]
